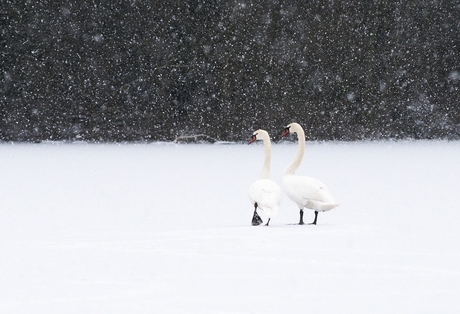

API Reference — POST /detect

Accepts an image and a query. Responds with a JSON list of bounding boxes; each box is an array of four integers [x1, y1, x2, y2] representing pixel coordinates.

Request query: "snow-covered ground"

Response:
[[1, 140, 459, 313]]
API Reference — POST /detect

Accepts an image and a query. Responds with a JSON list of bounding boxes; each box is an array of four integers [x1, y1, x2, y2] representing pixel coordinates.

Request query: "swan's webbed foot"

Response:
[[264, 218, 271, 226], [252, 204, 263, 226], [252, 211, 263, 226]]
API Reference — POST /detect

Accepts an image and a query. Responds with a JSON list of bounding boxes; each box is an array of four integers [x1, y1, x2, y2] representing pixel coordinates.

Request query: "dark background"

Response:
[[2, 0, 459, 142]]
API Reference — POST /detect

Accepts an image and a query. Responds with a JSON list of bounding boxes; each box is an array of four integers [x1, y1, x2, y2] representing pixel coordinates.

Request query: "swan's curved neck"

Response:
[[259, 137, 272, 179], [285, 128, 305, 175]]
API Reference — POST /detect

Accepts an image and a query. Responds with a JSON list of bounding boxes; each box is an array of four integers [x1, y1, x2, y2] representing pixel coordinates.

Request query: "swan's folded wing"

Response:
[[285, 176, 337, 207], [261, 184, 280, 194], [300, 184, 332, 201], [287, 176, 330, 200]]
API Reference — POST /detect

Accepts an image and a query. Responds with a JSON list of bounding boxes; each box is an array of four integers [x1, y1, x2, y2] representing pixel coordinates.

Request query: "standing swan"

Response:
[[248, 130, 281, 226], [281, 123, 339, 225]]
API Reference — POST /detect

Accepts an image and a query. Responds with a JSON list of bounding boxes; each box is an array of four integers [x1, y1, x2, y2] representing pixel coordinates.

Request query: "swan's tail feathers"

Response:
[[319, 202, 340, 212], [307, 200, 340, 212]]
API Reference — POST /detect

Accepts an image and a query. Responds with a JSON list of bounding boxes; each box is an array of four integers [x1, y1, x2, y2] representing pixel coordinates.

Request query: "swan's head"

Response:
[[282, 122, 302, 137], [281, 125, 291, 137], [248, 129, 269, 144]]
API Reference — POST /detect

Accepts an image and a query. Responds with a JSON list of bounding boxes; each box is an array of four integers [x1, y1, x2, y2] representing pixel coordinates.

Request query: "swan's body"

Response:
[[248, 130, 281, 226], [281, 123, 339, 225]]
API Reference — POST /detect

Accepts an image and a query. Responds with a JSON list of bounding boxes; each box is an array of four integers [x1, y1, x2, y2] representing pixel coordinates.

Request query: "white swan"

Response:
[[248, 130, 281, 226], [281, 122, 339, 225]]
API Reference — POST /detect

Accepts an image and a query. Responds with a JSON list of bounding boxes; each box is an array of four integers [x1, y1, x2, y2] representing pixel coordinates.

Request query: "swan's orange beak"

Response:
[[281, 127, 290, 137], [248, 135, 257, 144]]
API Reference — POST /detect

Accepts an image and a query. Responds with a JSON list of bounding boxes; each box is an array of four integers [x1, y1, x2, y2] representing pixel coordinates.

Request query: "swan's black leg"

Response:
[[309, 211, 318, 225], [299, 209, 305, 225], [264, 218, 271, 226], [252, 203, 263, 226]]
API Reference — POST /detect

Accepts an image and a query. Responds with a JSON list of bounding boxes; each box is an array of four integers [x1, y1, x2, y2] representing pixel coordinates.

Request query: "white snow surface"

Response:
[[1, 141, 460, 313]]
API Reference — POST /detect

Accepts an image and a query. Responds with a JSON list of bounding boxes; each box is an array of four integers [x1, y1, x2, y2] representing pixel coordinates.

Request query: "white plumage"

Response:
[[248, 130, 281, 226], [281, 122, 339, 225]]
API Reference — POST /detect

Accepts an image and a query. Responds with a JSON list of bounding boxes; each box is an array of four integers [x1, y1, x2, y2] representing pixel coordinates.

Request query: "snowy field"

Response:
[[1, 140, 460, 313]]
